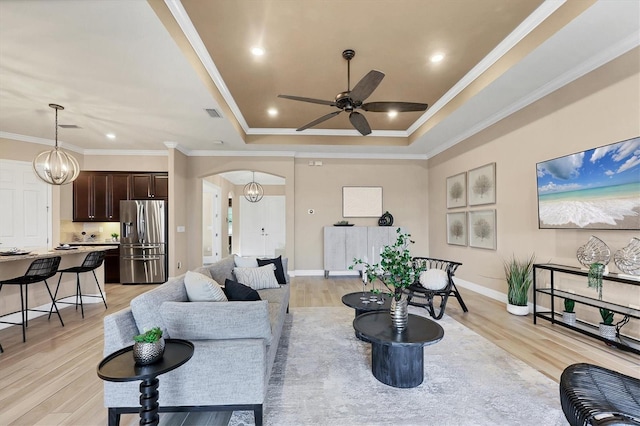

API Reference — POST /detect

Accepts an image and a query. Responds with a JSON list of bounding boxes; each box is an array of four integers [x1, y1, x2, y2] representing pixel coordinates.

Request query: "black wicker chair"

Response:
[[49, 251, 107, 319], [0, 256, 64, 342], [560, 363, 640, 426], [405, 257, 468, 320]]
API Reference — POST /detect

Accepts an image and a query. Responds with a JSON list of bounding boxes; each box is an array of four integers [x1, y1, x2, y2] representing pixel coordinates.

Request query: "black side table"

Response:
[[97, 338, 194, 426], [342, 292, 391, 317], [353, 312, 444, 388]]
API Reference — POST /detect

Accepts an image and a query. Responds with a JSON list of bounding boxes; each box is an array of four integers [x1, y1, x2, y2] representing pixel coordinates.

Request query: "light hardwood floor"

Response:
[[0, 277, 638, 425]]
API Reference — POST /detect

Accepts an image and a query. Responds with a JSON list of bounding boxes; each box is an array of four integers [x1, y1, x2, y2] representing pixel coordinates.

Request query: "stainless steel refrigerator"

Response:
[[120, 200, 167, 284]]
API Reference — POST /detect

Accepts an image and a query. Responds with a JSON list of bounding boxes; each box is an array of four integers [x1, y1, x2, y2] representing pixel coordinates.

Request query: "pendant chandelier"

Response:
[[33, 104, 80, 185], [243, 171, 264, 203]]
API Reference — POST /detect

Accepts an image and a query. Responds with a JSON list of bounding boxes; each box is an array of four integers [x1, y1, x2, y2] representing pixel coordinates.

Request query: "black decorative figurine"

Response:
[[378, 211, 394, 226]]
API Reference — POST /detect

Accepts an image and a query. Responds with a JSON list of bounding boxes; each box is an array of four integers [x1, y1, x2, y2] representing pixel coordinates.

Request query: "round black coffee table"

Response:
[[353, 311, 444, 388], [342, 292, 391, 317], [97, 338, 194, 426]]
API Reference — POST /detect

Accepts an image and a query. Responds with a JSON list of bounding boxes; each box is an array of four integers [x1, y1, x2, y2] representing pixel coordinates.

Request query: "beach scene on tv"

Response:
[[536, 137, 640, 230]]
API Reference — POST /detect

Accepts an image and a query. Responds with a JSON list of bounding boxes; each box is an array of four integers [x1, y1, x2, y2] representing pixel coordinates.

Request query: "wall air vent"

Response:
[[205, 108, 222, 118], [58, 124, 81, 129]]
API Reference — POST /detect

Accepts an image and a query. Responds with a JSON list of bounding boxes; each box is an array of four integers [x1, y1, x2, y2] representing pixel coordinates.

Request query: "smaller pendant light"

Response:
[[243, 171, 264, 203], [33, 104, 80, 185]]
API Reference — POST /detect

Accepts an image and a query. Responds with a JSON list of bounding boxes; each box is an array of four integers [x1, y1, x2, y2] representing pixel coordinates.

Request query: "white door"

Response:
[[202, 181, 222, 264], [239, 196, 285, 257], [0, 160, 51, 249]]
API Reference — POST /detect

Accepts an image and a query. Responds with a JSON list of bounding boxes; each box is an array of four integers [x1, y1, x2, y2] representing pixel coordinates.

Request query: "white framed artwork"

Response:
[[468, 163, 496, 206], [446, 172, 466, 209], [342, 186, 383, 218], [469, 209, 496, 250], [446, 212, 467, 246]]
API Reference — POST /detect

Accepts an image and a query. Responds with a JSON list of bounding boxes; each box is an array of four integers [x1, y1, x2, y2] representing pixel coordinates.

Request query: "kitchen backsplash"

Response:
[[60, 220, 120, 243]]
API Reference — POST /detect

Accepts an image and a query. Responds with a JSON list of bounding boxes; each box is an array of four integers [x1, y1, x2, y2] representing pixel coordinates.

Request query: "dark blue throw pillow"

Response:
[[257, 255, 287, 284], [223, 279, 261, 301]]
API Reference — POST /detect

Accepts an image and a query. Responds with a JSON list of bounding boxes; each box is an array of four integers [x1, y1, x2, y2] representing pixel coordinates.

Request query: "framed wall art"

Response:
[[469, 209, 496, 250], [446, 212, 467, 246], [536, 136, 640, 230], [342, 186, 383, 218], [468, 163, 496, 206], [446, 172, 466, 208]]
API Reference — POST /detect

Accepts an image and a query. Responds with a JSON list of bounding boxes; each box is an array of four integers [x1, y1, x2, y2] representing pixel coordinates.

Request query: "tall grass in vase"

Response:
[[503, 254, 535, 316]]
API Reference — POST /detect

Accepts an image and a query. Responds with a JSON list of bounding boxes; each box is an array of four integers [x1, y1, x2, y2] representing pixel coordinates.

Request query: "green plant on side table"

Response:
[[133, 327, 165, 365], [503, 253, 535, 316], [562, 298, 576, 325]]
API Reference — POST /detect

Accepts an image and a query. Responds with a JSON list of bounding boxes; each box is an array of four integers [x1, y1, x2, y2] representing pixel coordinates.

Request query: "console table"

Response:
[[532, 263, 640, 354]]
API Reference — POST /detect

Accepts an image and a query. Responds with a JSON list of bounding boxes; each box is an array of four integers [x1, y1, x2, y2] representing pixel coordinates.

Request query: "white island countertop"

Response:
[[0, 245, 118, 263]]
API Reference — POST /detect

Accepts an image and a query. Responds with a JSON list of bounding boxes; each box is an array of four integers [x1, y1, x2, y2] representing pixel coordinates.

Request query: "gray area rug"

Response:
[[148, 305, 567, 426], [228, 305, 567, 426]]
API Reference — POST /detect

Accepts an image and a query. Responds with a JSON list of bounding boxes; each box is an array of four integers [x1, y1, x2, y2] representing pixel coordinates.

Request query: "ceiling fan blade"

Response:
[[361, 101, 429, 112], [349, 70, 385, 103], [278, 94, 336, 106], [349, 111, 371, 136], [296, 111, 342, 131]]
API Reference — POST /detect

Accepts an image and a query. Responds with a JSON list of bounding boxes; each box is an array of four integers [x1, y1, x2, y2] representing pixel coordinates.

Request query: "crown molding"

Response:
[[294, 152, 428, 160], [0, 131, 84, 154], [426, 29, 640, 159], [165, 0, 249, 133], [83, 149, 169, 156], [408, 0, 566, 135], [246, 128, 409, 138]]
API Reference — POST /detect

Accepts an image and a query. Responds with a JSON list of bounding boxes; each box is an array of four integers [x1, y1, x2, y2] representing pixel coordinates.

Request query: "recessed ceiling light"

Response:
[[106, 133, 116, 139], [268, 108, 278, 117], [430, 53, 444, 63], [251, 47, 265, 56], [387, 111, 398, 118]]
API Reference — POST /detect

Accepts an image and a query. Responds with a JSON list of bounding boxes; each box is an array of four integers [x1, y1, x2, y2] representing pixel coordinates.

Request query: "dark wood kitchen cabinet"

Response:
[[104, 246, 120, 283], [131, 173, 168, 199], [73, 172, 124, 222], [74, 172, 167, 222]]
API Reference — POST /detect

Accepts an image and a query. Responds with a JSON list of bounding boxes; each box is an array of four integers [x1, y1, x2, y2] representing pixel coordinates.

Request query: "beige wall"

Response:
[[427, 48, 639, 332], [168, 148, 188, 276], [294, 158, 429, 270]]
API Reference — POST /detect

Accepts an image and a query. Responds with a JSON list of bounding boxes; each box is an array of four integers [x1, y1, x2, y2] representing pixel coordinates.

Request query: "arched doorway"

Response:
[[203, 170, 285, 260]]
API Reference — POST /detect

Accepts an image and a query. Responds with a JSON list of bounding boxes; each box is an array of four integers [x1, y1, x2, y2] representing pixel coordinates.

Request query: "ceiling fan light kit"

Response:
[[278, 49, 428, 136], [33, 104, 80, 185]]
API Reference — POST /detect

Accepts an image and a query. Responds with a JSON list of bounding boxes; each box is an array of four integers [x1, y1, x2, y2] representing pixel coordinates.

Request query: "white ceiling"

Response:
[[0, 0, 638, 159]]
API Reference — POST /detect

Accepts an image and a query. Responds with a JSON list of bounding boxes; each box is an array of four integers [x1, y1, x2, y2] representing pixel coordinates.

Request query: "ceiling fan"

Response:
[[278, 49, 428, 136]]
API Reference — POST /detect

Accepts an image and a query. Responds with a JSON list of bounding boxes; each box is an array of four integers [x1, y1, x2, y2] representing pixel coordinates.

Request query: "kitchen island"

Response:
[[0, 245, 117, 333]]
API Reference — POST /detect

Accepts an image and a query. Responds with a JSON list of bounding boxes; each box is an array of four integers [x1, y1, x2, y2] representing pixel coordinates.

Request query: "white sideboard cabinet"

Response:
[[323, 226, 405, 278]]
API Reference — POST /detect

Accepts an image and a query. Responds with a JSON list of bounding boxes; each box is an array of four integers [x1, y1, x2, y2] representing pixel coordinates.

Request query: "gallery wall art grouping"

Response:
[[446, 163, 496, 250]]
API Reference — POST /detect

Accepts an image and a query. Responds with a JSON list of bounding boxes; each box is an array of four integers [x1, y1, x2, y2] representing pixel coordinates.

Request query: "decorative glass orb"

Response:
[[576, 236, 611, 268]]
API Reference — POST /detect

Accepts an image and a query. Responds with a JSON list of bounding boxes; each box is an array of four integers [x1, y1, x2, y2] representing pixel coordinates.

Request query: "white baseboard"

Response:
[[294, 270, 359, 277]]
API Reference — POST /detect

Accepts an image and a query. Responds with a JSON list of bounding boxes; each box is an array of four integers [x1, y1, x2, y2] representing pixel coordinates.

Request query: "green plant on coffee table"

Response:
[[503, 253, 535, 306], [350, 229, 424, 301], [564, 298, 575, 313], [599, 308, 614, 325], [134, 327, 163, 343]]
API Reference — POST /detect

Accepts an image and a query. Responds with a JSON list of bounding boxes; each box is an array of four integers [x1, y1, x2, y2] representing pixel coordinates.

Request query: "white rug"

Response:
[[227, 306, 568, 426]]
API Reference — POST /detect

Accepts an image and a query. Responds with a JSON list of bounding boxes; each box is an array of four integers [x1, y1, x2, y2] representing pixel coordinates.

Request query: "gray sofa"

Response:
[[103, 255, 290, 426]]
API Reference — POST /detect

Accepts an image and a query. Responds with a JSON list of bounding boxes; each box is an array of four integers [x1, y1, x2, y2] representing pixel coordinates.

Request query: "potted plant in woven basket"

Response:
[[503, 254, 535, 316], [133, 327, 165, 365], [562, 298, 576, 325], [351, 229, 425, 331], [598, 308, 616, 341]]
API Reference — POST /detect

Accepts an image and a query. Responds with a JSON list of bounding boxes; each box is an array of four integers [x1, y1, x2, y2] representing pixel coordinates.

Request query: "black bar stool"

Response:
[[0, 256, 64, 342], [49, 251, 107, 319]]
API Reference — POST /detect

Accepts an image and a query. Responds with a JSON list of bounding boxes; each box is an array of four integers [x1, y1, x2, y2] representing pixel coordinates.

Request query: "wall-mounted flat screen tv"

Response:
[[536, 136, 640, 230]]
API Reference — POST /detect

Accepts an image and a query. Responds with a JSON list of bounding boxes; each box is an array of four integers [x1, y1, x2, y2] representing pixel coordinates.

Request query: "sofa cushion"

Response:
[[234, 255, 259, 268], [234, 264, 280, 290], [204, 255, 236, 286], [130, 277, 188, 337], [184, 271, 227, 302], [224, 279, 261, 301], [257, 255, 287, 284], [160, 300, 272, 343]]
